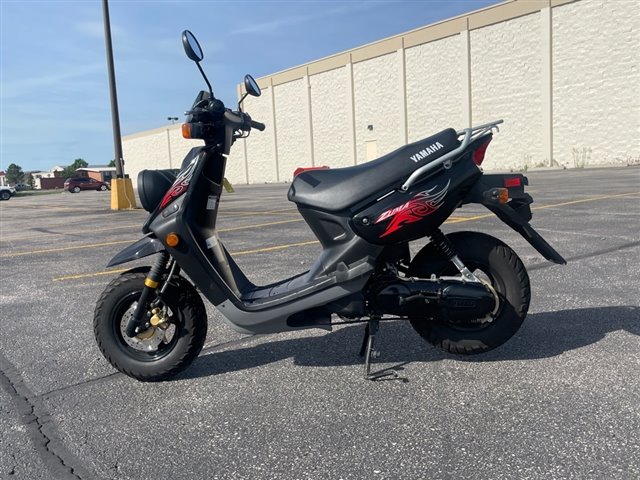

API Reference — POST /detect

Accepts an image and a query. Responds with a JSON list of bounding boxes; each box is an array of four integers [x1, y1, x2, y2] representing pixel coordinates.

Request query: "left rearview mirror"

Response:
[[182, 30, 204, 62]]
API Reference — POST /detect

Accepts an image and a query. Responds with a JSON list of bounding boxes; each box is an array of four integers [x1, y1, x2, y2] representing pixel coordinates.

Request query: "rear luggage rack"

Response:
[[400, 119, 503, 192]]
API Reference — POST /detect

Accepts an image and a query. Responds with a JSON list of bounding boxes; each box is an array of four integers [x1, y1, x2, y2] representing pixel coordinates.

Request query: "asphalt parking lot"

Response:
[[0, 166, 639, 479]]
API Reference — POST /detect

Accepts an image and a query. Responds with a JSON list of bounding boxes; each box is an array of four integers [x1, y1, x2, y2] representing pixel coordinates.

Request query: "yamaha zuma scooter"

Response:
[[94, 30, 566, 381]]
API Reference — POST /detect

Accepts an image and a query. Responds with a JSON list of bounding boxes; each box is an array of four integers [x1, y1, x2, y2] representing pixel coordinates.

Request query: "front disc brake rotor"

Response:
[[119, 302, 176, 352]]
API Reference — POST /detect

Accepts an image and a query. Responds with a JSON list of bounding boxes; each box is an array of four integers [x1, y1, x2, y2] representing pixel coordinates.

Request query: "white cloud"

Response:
[[75, 20, 126, 39], [1, 63, 105, 99], [231, 2, 377, 36]]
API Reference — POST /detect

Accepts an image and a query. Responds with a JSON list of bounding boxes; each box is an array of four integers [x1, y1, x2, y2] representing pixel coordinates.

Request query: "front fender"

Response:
[[107, 235, 165, 267]]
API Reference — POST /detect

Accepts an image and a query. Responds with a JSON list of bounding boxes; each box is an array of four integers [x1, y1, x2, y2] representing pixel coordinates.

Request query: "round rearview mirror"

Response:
[[244, 75, 261, 97], [182, 30, 204, 62]]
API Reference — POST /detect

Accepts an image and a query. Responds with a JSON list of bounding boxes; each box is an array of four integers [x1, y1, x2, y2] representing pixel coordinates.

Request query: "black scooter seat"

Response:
[[287, 128, 459, 212]]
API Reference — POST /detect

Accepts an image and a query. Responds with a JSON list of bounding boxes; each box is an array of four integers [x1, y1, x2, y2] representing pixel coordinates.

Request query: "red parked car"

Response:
[[64, 177, 110, 193]]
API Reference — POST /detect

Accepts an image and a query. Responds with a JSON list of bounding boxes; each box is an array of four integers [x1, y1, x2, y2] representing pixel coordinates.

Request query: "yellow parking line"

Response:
[[0, 223, 142, 242], [531, 191, 639, 210], [53, 268, 130, 281], [25, 190, 640, 269], [53, 240, 320, 281], [220, 218, 303, 232], [4, 218, 306, 258], [221, 209, 299, 218], [0, 219, 304, 243], [445, 214, 493, 223], [230, 240, 319, 256], [2, 239, 135, 257]]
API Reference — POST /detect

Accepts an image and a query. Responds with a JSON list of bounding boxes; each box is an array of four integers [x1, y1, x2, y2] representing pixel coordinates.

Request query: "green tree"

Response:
[[62, 158, 88, 179], [5, 163, 24, 185], [108, 159, 116, 167]]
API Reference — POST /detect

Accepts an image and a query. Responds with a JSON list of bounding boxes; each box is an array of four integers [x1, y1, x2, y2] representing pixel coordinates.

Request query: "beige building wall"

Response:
[[310, 66, 352, 168], [123, 0, 639, 186], [274, 78, 312, 181], [122, 125, 201, 187], [242, 87, 277, 183], [353, 52, 402, 165], [405, 34, 464, 143], [552, 0, 640, 167], [471, 11, 545, 171]]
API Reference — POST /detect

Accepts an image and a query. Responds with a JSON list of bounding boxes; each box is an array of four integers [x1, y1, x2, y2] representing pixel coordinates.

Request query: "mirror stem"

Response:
[[196, 62, 213, 97], [238, 92, 249, 111]]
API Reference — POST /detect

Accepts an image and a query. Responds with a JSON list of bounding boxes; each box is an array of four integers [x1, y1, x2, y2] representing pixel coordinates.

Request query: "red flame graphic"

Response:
[[375, 180, 450, 238]]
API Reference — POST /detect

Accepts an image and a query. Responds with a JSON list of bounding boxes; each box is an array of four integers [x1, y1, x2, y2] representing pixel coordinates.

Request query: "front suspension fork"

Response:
[[125, 252, 170, 337]]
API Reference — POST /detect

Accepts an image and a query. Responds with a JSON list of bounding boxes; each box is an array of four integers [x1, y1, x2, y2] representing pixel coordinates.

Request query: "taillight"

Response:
[[504, 177, 522, 188], [473, 138, 492, 166]]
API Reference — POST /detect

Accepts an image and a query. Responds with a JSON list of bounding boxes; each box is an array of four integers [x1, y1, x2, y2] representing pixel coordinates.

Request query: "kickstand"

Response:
[[359, 318, 398, 381]]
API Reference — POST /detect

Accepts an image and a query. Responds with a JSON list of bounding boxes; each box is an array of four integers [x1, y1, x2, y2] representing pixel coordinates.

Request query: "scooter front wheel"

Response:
[[94, 271, 207, 381]]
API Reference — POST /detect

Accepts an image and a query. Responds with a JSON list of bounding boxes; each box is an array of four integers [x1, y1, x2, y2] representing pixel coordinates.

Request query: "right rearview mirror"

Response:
[[244, 75, 261, 97]]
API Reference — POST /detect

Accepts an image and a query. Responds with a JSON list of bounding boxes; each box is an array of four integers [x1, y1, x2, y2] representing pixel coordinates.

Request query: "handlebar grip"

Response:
[[250, 120, 266, 131], [224, 111, 244, 127]]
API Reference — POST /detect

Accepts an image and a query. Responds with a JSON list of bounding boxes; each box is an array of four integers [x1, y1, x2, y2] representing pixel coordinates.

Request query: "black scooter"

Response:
[[94, 30, 565, 381]]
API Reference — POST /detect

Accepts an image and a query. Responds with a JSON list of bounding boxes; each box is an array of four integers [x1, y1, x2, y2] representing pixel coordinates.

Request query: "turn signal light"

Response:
[[181, 123, 191, 139], [496, 188, 509, 204], [166, 232, 180, 247]]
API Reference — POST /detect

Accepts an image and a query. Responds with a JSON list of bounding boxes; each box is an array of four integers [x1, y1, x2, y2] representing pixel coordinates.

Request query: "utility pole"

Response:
[[102, 0, 136, 209], [102, 0, 123, 179]]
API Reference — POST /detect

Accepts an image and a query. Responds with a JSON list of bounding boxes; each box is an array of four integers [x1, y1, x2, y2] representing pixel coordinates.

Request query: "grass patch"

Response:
[[15, 189, 65, 197]]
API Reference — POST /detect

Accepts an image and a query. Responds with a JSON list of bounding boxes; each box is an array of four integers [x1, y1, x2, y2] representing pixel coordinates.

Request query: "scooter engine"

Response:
[[371, 276, 496, 322]]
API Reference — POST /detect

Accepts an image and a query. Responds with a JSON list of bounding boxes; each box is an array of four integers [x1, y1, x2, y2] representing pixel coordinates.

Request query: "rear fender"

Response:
[[463, 174, 566, 265], [107, 235, 165, 268]]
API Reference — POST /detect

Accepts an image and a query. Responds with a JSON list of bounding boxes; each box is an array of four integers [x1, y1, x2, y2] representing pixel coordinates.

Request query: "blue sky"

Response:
[[0, 0, 499, 173]]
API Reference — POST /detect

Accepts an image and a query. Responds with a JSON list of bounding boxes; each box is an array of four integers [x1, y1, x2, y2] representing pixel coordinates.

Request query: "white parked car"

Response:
[[0, 185, 16, 200]]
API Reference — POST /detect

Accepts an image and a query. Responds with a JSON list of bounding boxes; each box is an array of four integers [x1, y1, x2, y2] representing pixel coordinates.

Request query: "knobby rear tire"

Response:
[[94, 271, 207, 381], [408, 231, 531, 355]]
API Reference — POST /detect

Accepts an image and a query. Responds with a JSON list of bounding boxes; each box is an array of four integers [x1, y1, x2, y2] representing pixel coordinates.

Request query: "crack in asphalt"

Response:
[[0, 352, 99, 480], [528, 240, 640, 271], [37, 334, 262, 399]]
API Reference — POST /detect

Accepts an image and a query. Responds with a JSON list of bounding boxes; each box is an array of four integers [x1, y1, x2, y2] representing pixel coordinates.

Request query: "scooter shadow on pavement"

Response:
[[176, 306, 639, 381]]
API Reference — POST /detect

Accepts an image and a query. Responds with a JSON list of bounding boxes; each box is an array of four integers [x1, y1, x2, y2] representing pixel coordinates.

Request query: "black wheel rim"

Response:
[[110, 291, 182, 361]]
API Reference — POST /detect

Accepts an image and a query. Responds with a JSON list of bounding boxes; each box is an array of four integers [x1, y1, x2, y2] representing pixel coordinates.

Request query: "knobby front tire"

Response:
[[94, 271, 207, 381]]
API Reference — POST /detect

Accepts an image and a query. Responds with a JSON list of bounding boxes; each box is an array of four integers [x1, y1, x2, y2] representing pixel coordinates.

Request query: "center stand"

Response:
[[359, 318, 399, 381]]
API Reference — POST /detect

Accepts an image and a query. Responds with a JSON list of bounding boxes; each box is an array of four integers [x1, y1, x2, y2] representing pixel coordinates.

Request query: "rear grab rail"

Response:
[[400, 119, 503, 192]]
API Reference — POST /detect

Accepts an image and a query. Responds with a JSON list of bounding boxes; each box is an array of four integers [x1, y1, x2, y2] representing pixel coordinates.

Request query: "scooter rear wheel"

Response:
[[408, 231, 530, 354], [94, 270, 207, 381]]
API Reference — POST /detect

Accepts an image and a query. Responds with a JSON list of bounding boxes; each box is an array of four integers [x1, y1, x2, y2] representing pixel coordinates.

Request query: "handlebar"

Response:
[[250, 119, 265, 131], [223, 110, 265, 132]]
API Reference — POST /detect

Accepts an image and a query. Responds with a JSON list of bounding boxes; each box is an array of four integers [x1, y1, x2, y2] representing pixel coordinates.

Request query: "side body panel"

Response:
[[352, 155, 482, 244]]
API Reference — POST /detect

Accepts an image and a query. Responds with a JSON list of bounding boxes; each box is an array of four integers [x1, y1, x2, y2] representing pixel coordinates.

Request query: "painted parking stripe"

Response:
[[0, 223, 143, 242], [530, 191, 639, 210], [45, 190, 639, 281], [2, 218, 308, 258], [53, 240, 321, 281]]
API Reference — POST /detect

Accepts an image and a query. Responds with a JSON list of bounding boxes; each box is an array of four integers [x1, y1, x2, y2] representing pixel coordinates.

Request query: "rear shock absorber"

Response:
[[429, 229, 478, 282]]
